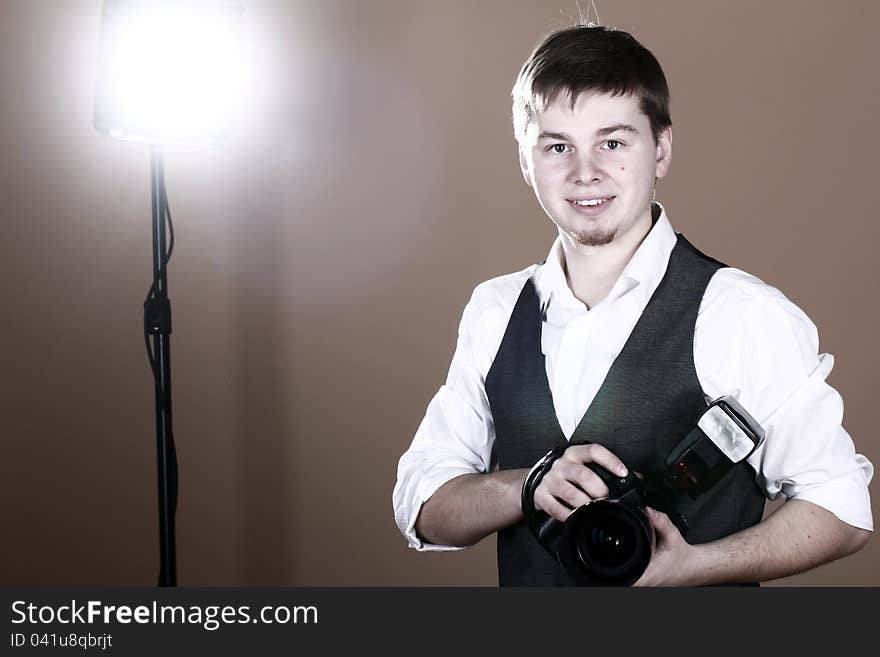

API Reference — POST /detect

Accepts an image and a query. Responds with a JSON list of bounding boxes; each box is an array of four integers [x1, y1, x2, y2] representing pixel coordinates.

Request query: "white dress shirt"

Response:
[[393, 204, 874, 550]]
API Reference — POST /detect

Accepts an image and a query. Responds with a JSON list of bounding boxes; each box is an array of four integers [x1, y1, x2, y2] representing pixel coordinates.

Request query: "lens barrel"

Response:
[[557, 499, 653, 586]]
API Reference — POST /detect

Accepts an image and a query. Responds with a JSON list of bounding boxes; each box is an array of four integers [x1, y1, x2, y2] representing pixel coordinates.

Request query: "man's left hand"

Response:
[[632, 507, 704, 587]]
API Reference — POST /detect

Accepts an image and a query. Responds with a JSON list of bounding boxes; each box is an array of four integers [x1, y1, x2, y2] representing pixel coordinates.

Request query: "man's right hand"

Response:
[[532, 443, 628, 522]]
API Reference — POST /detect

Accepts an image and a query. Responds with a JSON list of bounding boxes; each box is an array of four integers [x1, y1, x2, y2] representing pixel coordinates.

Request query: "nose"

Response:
[[571, 150, 603, 184]]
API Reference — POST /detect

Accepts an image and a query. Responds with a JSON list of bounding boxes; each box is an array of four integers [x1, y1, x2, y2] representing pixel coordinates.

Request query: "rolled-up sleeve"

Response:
[[696, 268, 873, 531], [393, 385, 493, 550], [393, 282, 506, 550]]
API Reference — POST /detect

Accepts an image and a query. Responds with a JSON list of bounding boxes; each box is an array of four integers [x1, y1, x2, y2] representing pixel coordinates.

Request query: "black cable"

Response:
[[142, 170, 179, 539], [161, 185, 177, 519], [142, 178, 175, 378], [158, 178, 178, 520], [163, 183, 175, 263]]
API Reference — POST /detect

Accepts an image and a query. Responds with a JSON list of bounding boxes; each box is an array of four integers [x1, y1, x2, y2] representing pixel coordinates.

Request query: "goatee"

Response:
[[572, 227, 616, 247]]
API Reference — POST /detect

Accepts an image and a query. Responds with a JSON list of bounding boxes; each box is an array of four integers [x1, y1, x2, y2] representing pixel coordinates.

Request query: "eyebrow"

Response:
[[596, 123, 639, 137], [537, 124, 639, 141]]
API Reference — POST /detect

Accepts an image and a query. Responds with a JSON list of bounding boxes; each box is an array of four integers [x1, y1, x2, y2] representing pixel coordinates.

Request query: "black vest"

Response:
[[485, 234, 766, 586]]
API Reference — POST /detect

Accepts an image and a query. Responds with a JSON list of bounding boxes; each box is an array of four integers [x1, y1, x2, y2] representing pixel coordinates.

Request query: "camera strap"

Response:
[[520, 443, 570, 535]]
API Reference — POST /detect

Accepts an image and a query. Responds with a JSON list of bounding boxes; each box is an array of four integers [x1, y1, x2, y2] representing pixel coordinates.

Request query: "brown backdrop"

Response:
[[1, 0, 877, 586]]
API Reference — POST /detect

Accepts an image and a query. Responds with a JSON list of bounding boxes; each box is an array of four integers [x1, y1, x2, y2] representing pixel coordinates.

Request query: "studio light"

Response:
[[93, 0, 244, 586], [94, 0, 243, 145]]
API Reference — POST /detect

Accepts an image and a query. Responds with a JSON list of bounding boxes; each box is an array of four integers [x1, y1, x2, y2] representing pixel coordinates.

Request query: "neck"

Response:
[[560, 204, 657, 309]]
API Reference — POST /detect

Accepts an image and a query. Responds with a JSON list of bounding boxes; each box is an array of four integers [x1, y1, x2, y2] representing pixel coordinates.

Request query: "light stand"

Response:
[[93, 0, 243, 587], [146, 147, 177, 586]]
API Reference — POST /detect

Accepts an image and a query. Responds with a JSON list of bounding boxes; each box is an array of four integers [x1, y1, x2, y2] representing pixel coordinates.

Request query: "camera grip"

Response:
[[521, 441, 630, 534], [585, 460, 643, 499], [584, 460, 618, 487]]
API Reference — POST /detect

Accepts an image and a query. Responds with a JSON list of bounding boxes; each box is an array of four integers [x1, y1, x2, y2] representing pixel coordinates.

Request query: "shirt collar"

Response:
[[534, 202, 678, 316]]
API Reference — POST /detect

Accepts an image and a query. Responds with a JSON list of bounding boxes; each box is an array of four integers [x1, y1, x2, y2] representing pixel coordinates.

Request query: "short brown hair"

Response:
[[512, 25, 671, 144]]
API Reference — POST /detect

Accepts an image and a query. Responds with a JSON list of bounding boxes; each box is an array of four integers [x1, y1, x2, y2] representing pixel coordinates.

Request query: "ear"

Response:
[[518, 144, 533, 187], [654, 126, 672, 180]]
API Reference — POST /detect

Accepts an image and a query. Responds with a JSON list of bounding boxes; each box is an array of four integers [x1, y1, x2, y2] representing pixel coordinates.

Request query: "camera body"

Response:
[[522, 396, 764, 586], [532, 461, 682, 586]]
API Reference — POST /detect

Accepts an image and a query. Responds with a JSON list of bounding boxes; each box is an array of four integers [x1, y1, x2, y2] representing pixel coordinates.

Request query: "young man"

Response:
[[392, 25, 873, 586]]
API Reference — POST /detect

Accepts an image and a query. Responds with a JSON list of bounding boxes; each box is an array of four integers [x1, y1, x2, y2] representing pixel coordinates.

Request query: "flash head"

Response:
[[665, 396, 764, 497]]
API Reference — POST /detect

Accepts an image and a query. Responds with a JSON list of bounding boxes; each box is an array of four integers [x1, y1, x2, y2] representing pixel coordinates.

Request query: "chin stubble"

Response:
[[572, 227, 617, 247]]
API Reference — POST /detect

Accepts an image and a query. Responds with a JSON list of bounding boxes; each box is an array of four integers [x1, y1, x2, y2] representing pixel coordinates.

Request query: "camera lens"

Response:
[[583, 516, 635, 569], [558, 500, 653, 586]]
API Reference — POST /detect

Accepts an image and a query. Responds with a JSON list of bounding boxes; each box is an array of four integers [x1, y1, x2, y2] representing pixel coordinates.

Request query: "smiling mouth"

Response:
[[568, 196, 615, 210]]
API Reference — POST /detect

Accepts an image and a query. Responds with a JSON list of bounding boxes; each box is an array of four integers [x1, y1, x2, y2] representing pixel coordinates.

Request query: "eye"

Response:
[[547, 143, 570, 154], [602, 139, 623, 151]]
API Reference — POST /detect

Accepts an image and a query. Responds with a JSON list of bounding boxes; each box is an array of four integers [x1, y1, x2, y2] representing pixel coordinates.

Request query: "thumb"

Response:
[[646, 506, 674, 537]]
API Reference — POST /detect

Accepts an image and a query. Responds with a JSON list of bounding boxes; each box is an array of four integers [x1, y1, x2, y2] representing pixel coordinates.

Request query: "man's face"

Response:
[[519, 91, 672, 249]]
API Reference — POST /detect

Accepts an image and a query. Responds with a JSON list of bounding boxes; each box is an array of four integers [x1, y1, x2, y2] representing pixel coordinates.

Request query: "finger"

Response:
[[534, 489, 574, 523], [535, 473, 588, 509], [564, 443, 628, 477], [551, 480, 593, 511], [555, 460, 609, 499]]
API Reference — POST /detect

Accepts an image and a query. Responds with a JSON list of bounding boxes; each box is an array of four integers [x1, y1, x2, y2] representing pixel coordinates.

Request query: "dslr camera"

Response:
[[521, 396, 764, 586]]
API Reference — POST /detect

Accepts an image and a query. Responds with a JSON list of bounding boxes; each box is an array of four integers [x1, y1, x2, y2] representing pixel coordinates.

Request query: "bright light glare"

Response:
[[94, 0, 243, 145], [698, 406, 753, 463]]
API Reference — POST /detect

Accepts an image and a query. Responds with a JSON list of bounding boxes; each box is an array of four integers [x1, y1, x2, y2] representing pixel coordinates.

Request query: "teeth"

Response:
[[573, 198, 607, 206]]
